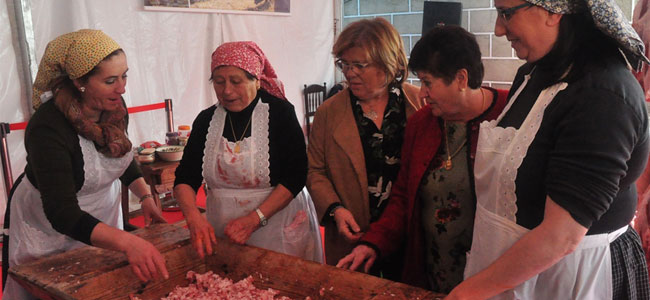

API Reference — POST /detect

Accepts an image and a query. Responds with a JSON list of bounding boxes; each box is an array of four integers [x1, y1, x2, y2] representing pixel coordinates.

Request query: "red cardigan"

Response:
[[361, 87, 509, 289]]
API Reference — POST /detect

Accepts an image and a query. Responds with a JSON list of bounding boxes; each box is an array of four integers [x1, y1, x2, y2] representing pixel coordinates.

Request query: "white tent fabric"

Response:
[[1, 1, 29, 220], [0, 0, 335, 226]]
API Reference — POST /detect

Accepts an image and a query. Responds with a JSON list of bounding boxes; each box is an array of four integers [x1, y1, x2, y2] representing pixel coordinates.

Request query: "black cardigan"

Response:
[[20, 99, 141, 244], [174, 90, 307, 196], [498, 55, 649, 234]]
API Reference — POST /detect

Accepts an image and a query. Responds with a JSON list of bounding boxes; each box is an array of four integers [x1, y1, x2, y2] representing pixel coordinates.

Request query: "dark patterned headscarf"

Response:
[[524, 0, 649, 70], [210, 41, 286, 100]]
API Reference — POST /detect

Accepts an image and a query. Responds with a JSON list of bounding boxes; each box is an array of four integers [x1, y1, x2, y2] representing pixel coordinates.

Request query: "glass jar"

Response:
[[166, 132, 180, 145]]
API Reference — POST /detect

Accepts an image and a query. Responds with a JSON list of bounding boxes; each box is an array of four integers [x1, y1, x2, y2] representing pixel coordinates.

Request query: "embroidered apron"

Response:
[[465, 73, 627, 299], [203, 102, 323, 263], [4, 136, 132, 299]]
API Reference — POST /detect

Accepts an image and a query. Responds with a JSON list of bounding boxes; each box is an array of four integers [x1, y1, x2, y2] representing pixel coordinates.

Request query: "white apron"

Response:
[[465, 72, 627, 299], [203, 102, 323, 263], [5, 136, 132, 300]]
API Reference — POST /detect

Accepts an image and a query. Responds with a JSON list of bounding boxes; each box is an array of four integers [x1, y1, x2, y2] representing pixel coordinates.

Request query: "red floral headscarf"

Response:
[[211, 41, 286, 100]]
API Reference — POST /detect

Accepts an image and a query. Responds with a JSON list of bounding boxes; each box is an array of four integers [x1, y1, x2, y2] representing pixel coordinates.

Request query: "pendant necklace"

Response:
[[228, 113, 252, 154], [443, 121, 467, 170], [363, 110, 379, 120], [441, 87, 486, 170], [478, 87, 487, 114], [359, 100, 381, 121]]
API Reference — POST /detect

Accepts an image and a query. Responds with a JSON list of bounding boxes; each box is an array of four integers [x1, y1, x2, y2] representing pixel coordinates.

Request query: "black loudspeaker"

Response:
[[422, 1, 462, 34]]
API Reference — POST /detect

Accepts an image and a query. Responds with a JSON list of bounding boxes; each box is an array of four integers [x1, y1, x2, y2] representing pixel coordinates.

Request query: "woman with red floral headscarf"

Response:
[[173, 41, 323, 262]]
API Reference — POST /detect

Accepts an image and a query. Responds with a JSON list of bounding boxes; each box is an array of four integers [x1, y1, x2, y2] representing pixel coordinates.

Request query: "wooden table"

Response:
[[9, 223, 446, 300], [121, 159, 180, 228], [139, 160, 180, 208]]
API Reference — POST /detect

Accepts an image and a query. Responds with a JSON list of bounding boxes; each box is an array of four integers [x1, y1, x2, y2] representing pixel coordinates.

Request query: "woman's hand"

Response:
[[90, 223, 169, 283], [141, 196, 167, 227], [336, 244, 377, 273], [333, 207, 363, 242], [123, 235, 169, 282], [224, 212, 260, 244], [185, 212, 217, 259]]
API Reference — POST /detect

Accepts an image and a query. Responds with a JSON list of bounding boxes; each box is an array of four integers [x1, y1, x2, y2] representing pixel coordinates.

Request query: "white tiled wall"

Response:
[[342, 0, 638, 90]]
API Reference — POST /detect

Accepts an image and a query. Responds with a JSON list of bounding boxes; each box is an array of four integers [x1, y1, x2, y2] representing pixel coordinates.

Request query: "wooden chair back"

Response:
[[303, 83, 327, 137]]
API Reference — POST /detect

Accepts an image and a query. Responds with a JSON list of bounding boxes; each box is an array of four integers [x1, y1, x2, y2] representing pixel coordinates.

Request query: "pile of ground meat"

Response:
[[158, 271, 292, 300], [129, 271, 317, 300]]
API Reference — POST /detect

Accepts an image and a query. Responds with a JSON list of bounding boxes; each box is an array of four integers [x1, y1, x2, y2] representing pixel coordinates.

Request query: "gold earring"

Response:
[[79, 87, 86, 93]]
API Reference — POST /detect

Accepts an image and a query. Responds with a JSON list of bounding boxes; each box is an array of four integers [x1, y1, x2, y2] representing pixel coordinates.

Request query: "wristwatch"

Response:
[[329, 203, 345, 217], [255, 208, 268, 226]]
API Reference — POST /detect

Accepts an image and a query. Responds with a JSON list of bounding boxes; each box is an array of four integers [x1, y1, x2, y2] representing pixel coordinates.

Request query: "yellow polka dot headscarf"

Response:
[[32, 29, 121, 110]]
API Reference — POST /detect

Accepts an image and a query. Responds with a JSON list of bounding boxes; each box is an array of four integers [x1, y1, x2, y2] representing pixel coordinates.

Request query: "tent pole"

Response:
[[0, 123, 13, 198], [12, 0, 38, 114]]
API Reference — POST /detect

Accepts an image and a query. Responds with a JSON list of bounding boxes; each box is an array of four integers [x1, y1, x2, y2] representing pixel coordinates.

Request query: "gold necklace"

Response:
[[479, 87, 487, 113], [228, 113, 252, 154], [443, 121, 467, 170], [363, 110, 379, 120]]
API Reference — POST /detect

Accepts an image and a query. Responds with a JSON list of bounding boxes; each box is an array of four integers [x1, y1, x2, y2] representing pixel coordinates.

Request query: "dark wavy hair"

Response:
[[408, 25, 484, 89], [534, 11, 622, 88]]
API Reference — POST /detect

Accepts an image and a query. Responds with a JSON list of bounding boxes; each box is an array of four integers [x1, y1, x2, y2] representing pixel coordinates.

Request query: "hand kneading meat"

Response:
[[131, 271, 311, 300]]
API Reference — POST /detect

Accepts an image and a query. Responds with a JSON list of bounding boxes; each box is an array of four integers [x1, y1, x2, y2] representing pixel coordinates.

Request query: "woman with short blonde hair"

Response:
[[308, 18, 422, 280], [332, 18, 408, 89]]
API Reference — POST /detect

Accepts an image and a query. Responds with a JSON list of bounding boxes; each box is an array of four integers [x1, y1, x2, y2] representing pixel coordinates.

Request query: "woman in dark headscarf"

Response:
[[446, 0, 650, 299], [173, 41, 322, 262]]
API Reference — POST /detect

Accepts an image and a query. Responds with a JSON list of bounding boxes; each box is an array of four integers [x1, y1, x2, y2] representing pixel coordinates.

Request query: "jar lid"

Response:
[[178, 125, 191, 130], [139, 148, 155, 155], [166, 132, 180, 137]]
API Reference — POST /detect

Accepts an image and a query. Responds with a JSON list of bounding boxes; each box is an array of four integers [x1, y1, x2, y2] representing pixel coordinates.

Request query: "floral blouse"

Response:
[[350, 86, 407, 223], [419, 121, 473, 293]]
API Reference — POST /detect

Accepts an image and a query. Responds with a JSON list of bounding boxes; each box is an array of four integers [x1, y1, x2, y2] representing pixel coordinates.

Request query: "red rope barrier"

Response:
[[7, 102, 167, 131], [9, 122, 27, 131], [127, 102, 166, 114]]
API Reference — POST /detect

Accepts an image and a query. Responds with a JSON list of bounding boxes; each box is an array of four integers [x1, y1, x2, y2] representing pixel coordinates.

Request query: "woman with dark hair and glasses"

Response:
[[336, 25, 508, 293], [307, 18, 422, 279], [446, 0, 650, 299]]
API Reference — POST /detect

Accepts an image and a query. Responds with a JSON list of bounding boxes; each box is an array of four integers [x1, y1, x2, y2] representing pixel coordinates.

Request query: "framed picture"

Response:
[[144, 0, 290, 16]]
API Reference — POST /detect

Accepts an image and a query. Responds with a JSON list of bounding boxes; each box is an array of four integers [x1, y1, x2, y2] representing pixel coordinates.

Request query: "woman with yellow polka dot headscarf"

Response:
[[2, 29, 169, 299]]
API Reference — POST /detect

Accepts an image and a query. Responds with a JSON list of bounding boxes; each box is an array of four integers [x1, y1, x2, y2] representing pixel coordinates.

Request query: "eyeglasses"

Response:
[[496, 3, 533, 22], [335, 59, 370, 73]]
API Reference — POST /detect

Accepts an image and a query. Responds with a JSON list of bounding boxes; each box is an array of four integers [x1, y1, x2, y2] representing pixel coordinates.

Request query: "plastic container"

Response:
[[138, 154, 155, 164], [178, 125, 191, 138], [178, 136, 189, 146], [166, 132, 180, 145], [137, 148, 156, 164], [139, 148, 156, 155]]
